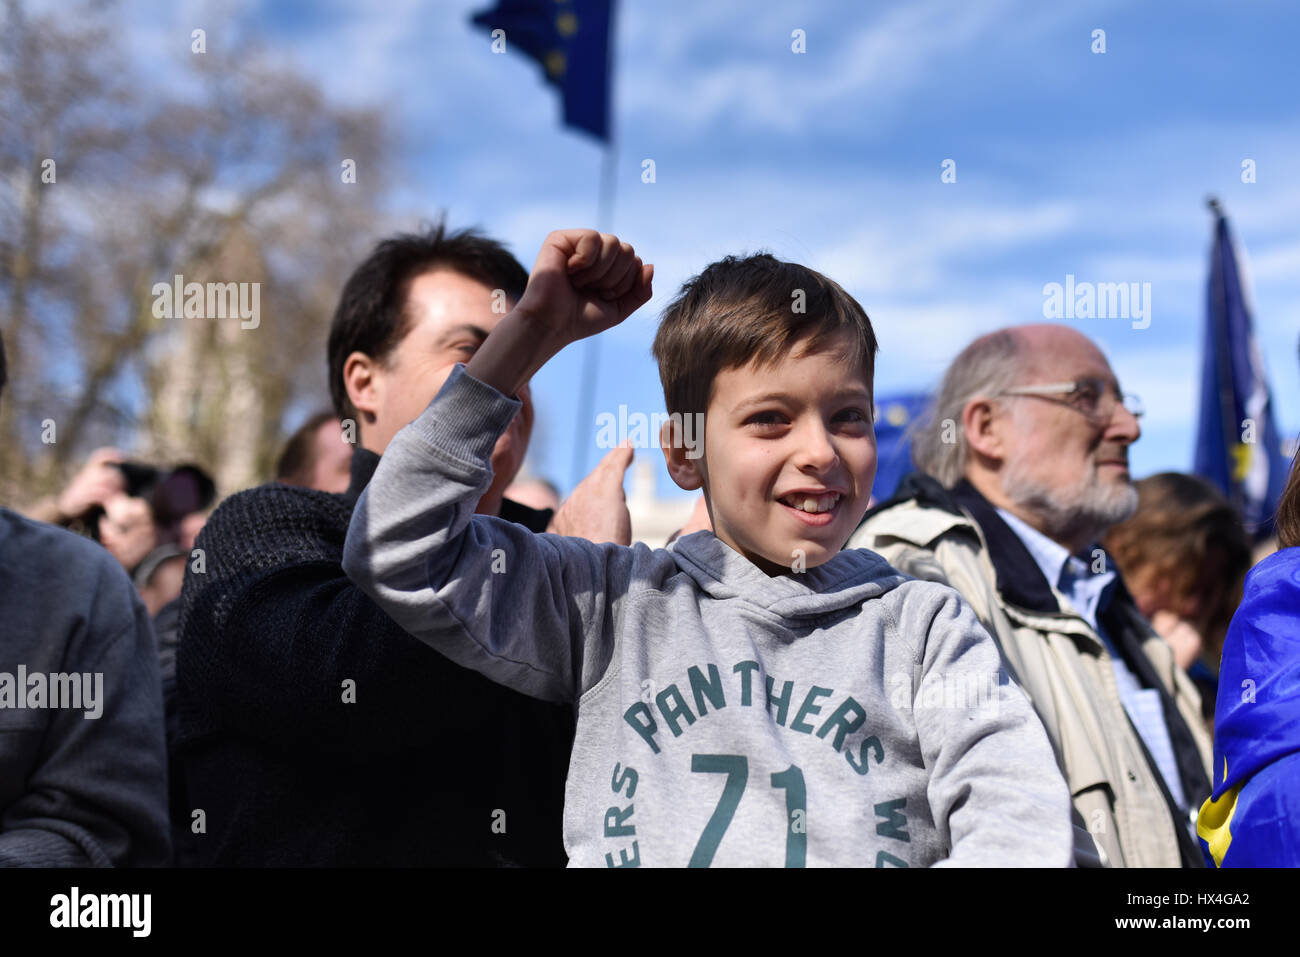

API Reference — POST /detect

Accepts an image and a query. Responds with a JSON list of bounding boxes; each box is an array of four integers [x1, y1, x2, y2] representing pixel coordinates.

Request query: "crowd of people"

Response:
[[1, 221, 1297, 867]]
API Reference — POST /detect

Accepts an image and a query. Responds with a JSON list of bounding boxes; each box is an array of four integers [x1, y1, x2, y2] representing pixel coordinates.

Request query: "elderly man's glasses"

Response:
[[996, 377, 1144, 424]]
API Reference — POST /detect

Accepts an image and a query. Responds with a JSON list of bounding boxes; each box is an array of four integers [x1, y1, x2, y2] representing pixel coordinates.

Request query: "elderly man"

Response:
[[849, 324, 1212, 867], [177, 223, 628, 866]]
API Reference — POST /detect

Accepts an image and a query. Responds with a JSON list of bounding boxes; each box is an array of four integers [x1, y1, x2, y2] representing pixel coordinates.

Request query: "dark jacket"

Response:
[[153, 596, 190, 866], [0, 508, 170, 866], [175, 448, 573, 866]]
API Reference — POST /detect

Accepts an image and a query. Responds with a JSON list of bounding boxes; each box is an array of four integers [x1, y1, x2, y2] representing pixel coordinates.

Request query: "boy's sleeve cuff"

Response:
[[414, 363, 522, 465]]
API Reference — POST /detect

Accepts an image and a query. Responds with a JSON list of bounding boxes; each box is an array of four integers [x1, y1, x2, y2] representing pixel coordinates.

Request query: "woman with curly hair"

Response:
[[1103, 472, 1253, 727]]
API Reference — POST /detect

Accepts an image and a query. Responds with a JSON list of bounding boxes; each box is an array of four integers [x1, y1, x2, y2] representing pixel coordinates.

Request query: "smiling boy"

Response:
[[343, 230, 1073, 867], [651, 254, 878, 575]]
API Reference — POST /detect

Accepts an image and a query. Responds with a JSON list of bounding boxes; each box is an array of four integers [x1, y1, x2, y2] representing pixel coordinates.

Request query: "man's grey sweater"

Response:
[[343, 365, 1073, 867]]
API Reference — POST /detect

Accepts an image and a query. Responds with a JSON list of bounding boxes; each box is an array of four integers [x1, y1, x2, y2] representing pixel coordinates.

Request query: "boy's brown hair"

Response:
[[651, 253, 877, 420]]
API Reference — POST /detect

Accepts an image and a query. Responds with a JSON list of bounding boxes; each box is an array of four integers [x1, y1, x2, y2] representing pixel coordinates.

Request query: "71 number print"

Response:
[[687, 754, 806, 867]]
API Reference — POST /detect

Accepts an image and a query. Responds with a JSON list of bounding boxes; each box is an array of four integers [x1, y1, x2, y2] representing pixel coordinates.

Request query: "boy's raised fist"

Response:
[[515, 230, 653, 347]]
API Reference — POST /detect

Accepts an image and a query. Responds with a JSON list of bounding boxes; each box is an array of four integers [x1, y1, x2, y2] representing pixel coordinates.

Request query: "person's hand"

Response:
[[515, 230, 653, 349], [56, 447, 126, 519], [547, 442, 634, 545], [466, 230, 652, 401], [1150, 609, 1204, 671], [667, 494, 712, 543]]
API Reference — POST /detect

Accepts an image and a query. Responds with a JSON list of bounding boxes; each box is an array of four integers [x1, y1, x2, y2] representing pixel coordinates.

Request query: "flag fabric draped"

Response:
[[471, 0, 615, 142], [1193, 208, 1289, 538], [1196, 547, 1300, 866]]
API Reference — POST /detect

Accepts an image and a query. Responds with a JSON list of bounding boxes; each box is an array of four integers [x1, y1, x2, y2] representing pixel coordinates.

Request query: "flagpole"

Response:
[[569, 147, 617, 489], [569, 0, 619, 492]]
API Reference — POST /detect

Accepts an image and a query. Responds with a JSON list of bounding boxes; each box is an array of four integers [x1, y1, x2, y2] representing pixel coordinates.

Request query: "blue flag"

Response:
[[872, 394, 930, 503], [1193, 207, 1289, 539], [1196, 547, 1300, 866], [471, 0, 614, 142]]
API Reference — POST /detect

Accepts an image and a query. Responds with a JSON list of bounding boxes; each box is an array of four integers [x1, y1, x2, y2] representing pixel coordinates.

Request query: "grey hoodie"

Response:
[[343, 364, 1074, 867]]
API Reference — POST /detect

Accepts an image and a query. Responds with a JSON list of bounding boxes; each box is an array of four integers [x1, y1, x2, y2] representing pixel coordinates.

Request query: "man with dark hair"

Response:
[[325, 224, 535, 517], [176, 222, 599, 866], [275, 411, 352, 493], [0, 335, 171, 866]]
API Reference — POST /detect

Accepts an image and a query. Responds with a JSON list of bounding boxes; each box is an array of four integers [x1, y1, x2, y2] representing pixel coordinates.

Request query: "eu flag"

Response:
[[872, 394, 930, 503], [472, 0, 615, 142], [1197, 546, 1300, 866], [1193, 204, 1289, 539]]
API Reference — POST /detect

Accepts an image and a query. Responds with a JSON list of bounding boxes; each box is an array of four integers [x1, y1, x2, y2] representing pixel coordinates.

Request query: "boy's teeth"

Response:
[[786, 493, 839, 513]]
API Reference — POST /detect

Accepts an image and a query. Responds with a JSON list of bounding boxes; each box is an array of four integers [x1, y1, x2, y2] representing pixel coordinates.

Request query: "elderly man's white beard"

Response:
[[1000, 450, 1139, 548]]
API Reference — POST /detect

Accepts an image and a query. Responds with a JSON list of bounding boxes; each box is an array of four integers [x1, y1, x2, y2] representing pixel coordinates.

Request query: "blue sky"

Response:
[[125, 0, 1300, 498]]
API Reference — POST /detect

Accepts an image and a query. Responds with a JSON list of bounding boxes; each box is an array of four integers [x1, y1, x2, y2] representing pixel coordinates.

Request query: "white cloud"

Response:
[[618, 0, 1066, 134]]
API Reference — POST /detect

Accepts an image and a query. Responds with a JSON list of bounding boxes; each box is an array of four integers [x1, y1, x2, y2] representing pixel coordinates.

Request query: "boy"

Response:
[[343, 229, 1073, 867]]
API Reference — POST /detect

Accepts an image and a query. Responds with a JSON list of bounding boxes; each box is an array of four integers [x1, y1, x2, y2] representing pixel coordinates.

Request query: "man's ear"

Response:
[[343, 351, 381, 425], [962, 396, 1005, 463], [660, 418, 704, 491]]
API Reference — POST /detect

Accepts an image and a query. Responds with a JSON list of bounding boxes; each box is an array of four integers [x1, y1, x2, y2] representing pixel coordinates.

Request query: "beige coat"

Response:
[[850, 493, 1213, 867]]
